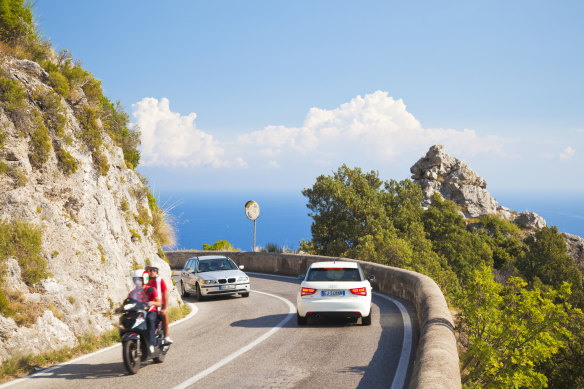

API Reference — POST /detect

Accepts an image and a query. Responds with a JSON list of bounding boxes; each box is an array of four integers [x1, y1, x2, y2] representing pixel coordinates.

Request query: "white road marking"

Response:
[[0, 303, 198, 389], [373, 292, 413, 389], [172, 290, 296, 389]]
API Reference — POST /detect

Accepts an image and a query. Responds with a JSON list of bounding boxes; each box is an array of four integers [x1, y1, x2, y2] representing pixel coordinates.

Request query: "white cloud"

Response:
[[132, 97, 226, 167], [134, 91, 503, 171], [560, 146, 576, 160], [236, 90, 502, 166]]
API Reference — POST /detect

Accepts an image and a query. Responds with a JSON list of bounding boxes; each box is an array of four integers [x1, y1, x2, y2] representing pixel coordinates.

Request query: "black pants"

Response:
[[147, 311, 158, 347]]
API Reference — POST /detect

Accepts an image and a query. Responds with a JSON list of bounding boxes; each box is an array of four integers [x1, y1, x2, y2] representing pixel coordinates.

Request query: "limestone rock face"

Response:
[[514, 211, 547, 230], [410, 145, 551, 232], [410, 145, 498, 218], [563, 233, 584, 274], [0, 56, 180, 362]]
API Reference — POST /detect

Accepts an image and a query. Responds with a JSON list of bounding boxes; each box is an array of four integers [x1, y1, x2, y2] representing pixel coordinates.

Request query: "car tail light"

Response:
[[350, 287, 367, 296], [301, 287, 316, 296]]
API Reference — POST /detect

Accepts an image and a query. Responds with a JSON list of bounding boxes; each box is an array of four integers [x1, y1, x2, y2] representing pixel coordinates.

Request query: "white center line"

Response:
[[172, 290, 296, 389], [374, 292, 413, 389]]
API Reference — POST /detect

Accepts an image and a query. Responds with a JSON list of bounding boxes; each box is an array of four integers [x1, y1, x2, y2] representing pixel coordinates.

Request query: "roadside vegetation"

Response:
[[301, 165, 584, 388], [202, 239, 239, 251]]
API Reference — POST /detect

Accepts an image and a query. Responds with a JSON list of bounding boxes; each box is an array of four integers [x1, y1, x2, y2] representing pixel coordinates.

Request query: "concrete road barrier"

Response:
[[165, 251, 461, 389]]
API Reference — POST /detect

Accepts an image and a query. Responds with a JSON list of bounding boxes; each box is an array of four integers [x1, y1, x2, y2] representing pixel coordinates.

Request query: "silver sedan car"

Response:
[[180, 255, 250, 300]]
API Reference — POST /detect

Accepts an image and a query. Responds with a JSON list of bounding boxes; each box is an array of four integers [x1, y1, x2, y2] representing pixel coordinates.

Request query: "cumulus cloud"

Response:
[[133, 91, 503, 170], [560, 146, 576, 160], [237, 90, 502, 166], [132, 97, 225, 167]]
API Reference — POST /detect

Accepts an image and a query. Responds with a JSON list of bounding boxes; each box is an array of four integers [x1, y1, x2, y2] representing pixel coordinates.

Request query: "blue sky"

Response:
[[35, 1, 583, 195]]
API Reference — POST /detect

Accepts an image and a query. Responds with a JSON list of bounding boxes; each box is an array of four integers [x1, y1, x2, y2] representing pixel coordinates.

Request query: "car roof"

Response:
[[192, 255, 230, 260], [309, 261, 358, 269]]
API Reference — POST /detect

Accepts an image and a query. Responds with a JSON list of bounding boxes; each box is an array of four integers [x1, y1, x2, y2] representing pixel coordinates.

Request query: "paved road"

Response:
[[2, 274, 417, 389]]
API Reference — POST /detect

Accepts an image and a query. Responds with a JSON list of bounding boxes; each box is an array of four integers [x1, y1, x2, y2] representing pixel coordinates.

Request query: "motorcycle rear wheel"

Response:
[[122, 340, 141, 374]]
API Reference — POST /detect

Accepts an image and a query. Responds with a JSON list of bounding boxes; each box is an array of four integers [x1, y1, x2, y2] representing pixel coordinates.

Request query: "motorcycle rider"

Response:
[[130, 269, 161, 354], [146, 266, 173, 344]]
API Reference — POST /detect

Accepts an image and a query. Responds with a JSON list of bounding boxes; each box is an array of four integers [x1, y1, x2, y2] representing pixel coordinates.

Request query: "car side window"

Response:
[[184, 259, 192, 271], [192, 259, 198, 272]]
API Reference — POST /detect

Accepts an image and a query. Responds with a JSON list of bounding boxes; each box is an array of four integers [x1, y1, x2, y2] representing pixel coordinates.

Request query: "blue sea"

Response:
[[159, 190, 584, 251]]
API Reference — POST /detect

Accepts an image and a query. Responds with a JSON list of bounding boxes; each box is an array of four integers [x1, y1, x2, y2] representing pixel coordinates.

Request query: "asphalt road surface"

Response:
[[2, 273, 418, 389]]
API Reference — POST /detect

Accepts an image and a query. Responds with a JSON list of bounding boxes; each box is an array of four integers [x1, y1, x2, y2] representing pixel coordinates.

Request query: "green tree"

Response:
[[203, 240, 237, 251], [422, 194, 493, 282], [302, 165, 392, 257], [457, 265, 574, 388]]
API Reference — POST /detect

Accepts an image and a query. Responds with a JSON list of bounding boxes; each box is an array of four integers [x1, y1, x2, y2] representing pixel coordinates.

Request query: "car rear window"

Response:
[[306, 268, 362, 282]]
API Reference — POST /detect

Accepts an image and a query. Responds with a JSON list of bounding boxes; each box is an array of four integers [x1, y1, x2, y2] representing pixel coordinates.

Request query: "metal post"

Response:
[[253, 219, 256, 252]]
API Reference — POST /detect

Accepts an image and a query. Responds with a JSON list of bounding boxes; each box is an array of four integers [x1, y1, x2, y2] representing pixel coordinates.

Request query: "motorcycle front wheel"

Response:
[[122, 340, 141, 374]]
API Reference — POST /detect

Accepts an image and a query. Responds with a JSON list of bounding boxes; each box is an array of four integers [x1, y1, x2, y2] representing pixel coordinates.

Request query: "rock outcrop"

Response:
[[411, 145, 546, 228], [563, 233, 584, 275], [0, 57, 180, 362]]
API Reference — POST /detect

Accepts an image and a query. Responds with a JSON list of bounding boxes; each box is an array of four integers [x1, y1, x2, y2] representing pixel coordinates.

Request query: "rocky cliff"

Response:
[[411, 145, 580, 263], [411, 145, 546, 229], [0, 57, 180, 363]]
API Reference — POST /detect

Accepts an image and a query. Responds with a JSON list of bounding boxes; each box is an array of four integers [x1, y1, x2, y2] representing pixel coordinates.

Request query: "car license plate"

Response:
[[220, 285, 235, 290], [322, 290, 344, 297]]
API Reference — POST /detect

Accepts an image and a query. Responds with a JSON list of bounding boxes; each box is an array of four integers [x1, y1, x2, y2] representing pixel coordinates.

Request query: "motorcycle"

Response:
[[118, 297, 171, 374]]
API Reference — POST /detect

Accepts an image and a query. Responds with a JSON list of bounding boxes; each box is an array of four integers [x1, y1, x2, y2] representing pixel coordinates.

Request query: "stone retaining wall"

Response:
[[165, 251, 461, 389]]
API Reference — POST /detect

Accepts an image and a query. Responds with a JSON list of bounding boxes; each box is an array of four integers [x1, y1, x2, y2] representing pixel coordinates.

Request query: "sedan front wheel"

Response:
[[196, 283, 205, 301]]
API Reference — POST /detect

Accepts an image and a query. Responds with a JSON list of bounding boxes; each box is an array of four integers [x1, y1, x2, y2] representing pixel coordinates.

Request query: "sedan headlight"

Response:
[[202, 279, 217, 285], [237, 276, 249, 282]]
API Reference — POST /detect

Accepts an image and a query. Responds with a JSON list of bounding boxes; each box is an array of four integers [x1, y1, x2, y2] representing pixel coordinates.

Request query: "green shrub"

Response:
[[81, 75, 102, 105], [135, 206, 149, 225], [0, 219, 47, 290], [47, 71, 69, 98], [0, 0, 34, 46], [29, 111, 51, 168], [55, 147, 77, 175], [129, 229, 141, 242], [98, 244, 105, 265], [120, 199, 129, 212], [32, 88, 67, 137], [0, 129, 5, 148], [0, 76, 26, 114], [100, 97, 140, 169]]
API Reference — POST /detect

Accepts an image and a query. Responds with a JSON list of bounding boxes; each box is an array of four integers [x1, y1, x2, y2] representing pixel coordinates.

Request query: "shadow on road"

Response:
[[231, 313, 364, 329], [28, 362, 129, 381]]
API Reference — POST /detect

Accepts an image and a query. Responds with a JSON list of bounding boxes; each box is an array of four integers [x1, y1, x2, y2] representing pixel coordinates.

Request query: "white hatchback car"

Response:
[[296, 261, 374, 326]]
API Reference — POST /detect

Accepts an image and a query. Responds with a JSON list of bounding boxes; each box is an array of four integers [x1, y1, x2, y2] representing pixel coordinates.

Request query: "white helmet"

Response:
[[132, 269, 148, 285]]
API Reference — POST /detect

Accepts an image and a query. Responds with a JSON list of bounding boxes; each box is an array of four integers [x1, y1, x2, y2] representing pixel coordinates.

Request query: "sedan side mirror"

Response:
[[298, 275, 305, 280], [367, 274, 375, 281], [239, 265, 245, 270], [186, 269, 194, 274]]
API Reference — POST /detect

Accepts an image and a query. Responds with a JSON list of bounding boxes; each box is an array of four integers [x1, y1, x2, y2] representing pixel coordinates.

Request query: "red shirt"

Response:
[[144, 285, 159, 312], [147, 278, 167, 308]]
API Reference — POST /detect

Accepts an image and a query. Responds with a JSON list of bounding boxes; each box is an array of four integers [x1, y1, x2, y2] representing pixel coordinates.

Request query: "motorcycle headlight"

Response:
[[123, 303, 136, 310], [202, 279, 217, 285], [237, 276, 249, 282]]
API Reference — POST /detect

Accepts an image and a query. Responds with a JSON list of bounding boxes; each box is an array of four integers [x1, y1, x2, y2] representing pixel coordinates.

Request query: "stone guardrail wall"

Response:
[[165, 251, 461, 389]]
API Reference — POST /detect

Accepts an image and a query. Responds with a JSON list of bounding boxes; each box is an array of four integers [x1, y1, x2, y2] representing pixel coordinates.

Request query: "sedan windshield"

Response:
[[197, 258, 238, 272], [306, 268, 362, 282]]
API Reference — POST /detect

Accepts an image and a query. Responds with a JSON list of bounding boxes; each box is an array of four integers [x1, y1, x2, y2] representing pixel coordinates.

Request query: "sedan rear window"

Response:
[[306, 268, 362, 282]]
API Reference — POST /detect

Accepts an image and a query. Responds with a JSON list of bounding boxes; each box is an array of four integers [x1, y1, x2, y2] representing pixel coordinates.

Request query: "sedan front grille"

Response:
[[218, 279, 227, 284], [228, 278, 236, 283]]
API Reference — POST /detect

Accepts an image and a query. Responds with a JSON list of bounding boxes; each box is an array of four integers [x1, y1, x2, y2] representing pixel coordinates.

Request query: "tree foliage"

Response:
[[456, 265, 574, 388]]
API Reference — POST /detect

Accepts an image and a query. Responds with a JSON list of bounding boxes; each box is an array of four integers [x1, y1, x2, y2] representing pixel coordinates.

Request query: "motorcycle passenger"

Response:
[[146, 266, 173, 344], [142, 270, 161, 354], [128, 269, 147, 302]]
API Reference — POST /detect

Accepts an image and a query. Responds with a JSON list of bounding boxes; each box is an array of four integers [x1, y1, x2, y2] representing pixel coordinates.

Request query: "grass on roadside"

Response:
[[0, 303, 191, 383]]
